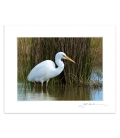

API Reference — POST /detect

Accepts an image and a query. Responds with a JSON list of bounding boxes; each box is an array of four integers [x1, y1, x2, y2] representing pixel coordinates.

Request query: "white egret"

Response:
[[27, 52, 75, 87]]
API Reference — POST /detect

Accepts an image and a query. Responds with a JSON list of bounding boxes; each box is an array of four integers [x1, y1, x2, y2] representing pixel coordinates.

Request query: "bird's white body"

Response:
[[28, 60, 63, 83], [27, 52, 75, 86]]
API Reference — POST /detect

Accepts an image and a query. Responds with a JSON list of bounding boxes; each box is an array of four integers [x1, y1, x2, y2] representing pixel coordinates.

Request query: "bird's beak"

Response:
[[65, 55, 75, 63]]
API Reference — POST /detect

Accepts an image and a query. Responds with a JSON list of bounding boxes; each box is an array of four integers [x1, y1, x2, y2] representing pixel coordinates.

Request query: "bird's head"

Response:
[[56, 52, 75, 63]]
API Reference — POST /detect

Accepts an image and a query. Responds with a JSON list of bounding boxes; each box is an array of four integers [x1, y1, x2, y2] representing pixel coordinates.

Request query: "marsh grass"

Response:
[[18, 37, 102, 87]]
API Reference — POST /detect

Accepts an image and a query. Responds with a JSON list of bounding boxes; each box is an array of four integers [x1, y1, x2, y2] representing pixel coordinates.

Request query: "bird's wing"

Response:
[[33, 67, 46, 78], [27, 64, 45, 81], [27, 60, 55, 81]]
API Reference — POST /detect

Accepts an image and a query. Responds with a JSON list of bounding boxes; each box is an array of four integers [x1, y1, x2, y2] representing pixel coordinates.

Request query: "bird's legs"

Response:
[[46, 80, 49, 87], [33, 81, 36, 87], [41, 82, 43, 88]]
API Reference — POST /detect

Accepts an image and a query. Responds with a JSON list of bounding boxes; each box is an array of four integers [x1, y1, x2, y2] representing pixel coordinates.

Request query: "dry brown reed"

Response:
[[18, 37, 102, 87]]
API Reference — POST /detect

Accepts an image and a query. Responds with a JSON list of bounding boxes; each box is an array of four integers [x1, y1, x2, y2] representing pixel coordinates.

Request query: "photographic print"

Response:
[[5, 26, 115, 113]]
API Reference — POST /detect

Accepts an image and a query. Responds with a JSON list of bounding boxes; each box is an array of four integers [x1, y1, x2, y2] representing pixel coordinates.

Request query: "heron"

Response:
[[27, 52, 75, 87]]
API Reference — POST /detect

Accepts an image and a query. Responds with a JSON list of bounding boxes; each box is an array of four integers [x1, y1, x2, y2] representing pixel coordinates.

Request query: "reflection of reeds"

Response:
[[18, 37, 102, 87], [18, 82, 102, 101]]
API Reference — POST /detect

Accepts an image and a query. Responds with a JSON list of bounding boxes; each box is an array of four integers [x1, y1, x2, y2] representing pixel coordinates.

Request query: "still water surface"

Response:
[[18, 82, 102, 101]]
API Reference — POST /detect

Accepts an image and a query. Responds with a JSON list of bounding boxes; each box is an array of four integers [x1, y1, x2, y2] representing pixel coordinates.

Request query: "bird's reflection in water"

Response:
[[17, 82, 103, 101], [25, 83, 56, 101], [29, 83, 66, 101]]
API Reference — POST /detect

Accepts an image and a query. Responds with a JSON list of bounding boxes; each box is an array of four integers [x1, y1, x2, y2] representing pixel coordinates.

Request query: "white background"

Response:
[[5, 26, 115, 113], [0, 0, 120, 138]]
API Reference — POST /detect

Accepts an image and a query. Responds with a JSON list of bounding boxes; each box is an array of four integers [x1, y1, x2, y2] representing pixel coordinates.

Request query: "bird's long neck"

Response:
[[55, 57, 64, 75]]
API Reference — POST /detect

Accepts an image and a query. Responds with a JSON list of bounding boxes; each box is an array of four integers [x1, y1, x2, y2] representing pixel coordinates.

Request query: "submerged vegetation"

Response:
[[18, 38, 102, 88]]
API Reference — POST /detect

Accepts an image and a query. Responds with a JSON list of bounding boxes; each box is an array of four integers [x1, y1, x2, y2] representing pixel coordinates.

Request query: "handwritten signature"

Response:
[[78, 103, 109, 108]]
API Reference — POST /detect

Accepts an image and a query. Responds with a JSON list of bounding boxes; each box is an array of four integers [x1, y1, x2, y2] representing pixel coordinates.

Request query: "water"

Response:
[[17, 82, 103, 101]]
